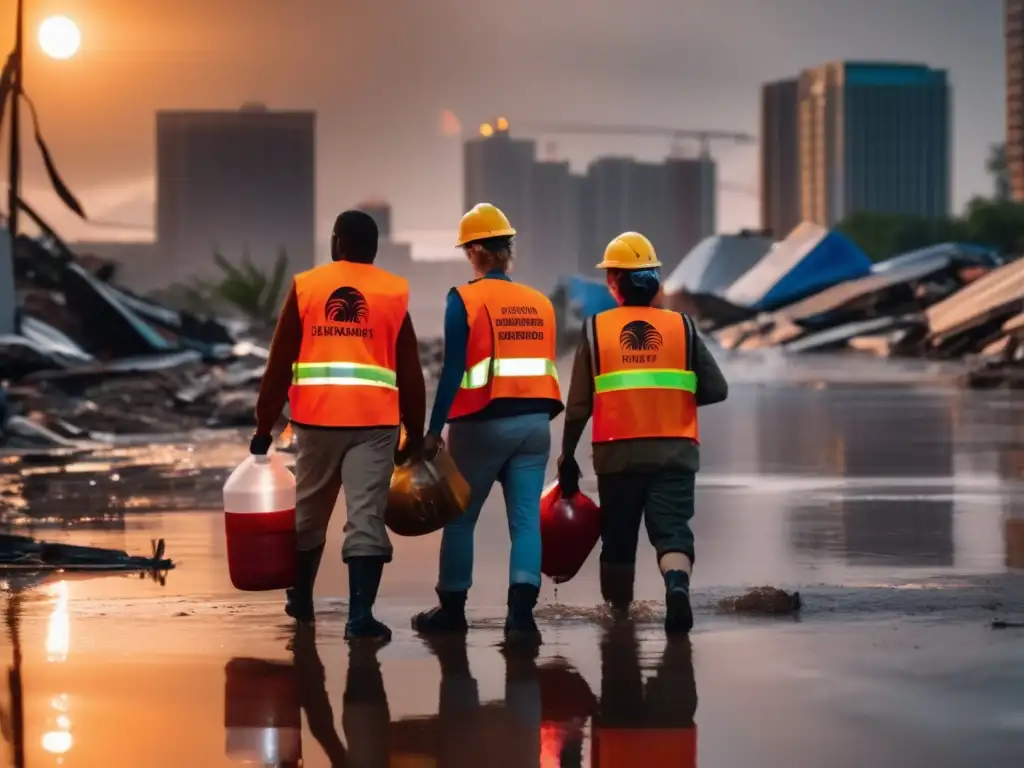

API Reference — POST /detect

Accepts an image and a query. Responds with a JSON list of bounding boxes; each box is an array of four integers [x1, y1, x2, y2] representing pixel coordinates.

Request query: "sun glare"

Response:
[[39, 16, 81, 60]]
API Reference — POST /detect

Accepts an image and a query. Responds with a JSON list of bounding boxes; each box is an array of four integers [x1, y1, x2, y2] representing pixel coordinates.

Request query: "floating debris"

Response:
[[717, 587, 802, 615]]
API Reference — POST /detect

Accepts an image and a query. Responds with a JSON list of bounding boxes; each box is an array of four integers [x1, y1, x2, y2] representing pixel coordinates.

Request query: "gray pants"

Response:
[[293, 424, 398, 562]]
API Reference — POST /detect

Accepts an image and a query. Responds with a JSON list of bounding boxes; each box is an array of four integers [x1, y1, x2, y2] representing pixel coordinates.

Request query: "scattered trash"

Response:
[[0, 533, 173, 574]]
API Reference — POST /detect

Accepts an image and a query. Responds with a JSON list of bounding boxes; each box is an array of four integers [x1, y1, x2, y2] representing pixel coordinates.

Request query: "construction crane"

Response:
[[518, 122, 756, 159]]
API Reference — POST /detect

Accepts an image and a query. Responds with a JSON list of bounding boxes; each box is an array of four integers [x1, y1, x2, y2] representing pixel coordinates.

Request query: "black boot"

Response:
[[600, 562, 635, 615], [345, 557, 392, 644], [285, 544, 325, 623], [412, 589, 469, 634], [504, 583, 541, 646], [664, 570, 693, 635]]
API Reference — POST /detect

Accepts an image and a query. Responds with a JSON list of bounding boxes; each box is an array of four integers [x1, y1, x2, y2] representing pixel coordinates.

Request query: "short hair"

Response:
[[332, 210, 379, 262]]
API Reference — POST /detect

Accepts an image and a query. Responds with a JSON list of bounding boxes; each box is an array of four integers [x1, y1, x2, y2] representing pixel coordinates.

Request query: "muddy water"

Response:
[[3, 377, 1024, 765]]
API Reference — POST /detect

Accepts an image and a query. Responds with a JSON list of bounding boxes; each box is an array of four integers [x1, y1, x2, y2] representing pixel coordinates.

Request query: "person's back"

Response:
[[413, 203, 563, 645], [289, 260, 409, 429], [251, 209, 426, 643], [559, 232, 728, 636]]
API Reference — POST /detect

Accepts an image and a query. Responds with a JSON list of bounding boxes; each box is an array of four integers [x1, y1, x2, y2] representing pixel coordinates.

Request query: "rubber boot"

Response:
[[599, 562, 635, 615], [285, 544, 324, 623], [664, 570, 693, 635], [411, 589, 469, 634], [504, 583, 541, 646], [344, 557, 392, 643]]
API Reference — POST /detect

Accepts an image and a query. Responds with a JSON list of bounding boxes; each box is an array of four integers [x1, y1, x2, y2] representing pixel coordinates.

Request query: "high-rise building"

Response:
[[1007, 0, 1024, 200], [529, 160, 580, 292], [463, 121, 537, 282], [760, 78, 801, 238], [665, 156, 716, 271], [357, 200, 392, 240], [580, 155, 715, 277], [156, 104, 315, 287], [797, 62, 950, 227]]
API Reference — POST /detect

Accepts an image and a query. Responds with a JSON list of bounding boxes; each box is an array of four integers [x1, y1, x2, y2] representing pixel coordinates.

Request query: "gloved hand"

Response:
[[557, 454, 581, 497], [249, 432, 272, 456], [422, 432, 443, 460]]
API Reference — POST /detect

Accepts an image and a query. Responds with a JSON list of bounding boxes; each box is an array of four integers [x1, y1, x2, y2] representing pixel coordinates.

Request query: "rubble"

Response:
[[2, 231, 447, 450]]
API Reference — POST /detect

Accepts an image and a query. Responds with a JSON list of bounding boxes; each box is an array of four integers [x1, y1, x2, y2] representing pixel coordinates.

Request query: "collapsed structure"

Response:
[[0, 234, 445, 448], [558, 223, 1019, 387]]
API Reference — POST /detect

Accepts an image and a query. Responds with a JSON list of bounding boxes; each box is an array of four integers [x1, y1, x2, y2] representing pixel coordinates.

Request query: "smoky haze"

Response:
[[1, 0, 1003, 251]]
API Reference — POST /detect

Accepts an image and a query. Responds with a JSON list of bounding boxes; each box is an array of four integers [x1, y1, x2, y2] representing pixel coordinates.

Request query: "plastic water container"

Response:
[[223, 453, 298, 591]]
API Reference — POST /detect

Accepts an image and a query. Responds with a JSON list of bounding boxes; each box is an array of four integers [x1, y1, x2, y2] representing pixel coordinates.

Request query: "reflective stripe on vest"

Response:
[[292, 361, 398, 389], [591, 306, 699, 444], [460, 356, 560, 390], [447, 278, 562, 420], [288, 261, 408, 428], [594, 368, 696, 394]]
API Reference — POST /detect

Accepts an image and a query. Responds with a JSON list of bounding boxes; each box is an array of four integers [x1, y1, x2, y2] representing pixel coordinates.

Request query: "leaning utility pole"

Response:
[[0, 0, 23, 336]]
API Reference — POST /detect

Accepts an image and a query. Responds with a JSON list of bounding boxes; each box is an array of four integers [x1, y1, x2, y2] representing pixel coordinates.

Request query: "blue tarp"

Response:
[[564, 275, 616, 318], [725, 223, 872, 311]]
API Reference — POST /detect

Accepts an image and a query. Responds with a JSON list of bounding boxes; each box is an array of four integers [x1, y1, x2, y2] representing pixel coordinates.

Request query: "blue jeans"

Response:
[[438, 412, 550, 592]]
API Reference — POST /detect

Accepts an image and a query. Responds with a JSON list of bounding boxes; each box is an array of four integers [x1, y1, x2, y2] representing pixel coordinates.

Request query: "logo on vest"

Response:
[[619, 320, 662, 363], [313, 286, 374, 338]]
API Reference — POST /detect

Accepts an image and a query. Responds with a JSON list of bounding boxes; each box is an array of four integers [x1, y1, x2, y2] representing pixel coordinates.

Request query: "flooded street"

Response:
[[3, 362, 1024, 766]]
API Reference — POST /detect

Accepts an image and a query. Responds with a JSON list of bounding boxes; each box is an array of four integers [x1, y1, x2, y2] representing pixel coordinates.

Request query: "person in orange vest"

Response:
[[557, 232, 728, 634], [591, 620, 697, 767], [412, 203, 563, 645], [251, 210, 426, 642]]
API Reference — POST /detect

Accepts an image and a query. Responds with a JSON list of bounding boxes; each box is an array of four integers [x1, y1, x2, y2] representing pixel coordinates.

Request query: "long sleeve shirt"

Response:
[[254, 282, 426, 438], [428, 271, 562, 435], [561, 313, 728, 475]]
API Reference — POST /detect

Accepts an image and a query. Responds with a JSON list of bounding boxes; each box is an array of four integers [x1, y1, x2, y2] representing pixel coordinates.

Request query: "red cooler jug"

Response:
[[540, 480, 602, 584], [223, 453, 298, 591]]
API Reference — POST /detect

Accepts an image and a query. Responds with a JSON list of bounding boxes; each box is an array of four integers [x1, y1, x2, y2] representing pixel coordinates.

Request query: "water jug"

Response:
[[540, 480, 601, 584], [223, 453, 297, 591]]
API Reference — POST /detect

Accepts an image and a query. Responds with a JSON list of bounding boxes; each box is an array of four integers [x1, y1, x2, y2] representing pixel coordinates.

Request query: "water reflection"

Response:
[[776, 389, 958, 569], [594, 621, 697, 767], [41, 583, 73, 759], [224, 657, 301, 767], [391, 637, 596, 768]]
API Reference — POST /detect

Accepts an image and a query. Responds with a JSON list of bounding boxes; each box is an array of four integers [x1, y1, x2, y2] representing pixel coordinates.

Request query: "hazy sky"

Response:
[[2, 0, 1005, 255]]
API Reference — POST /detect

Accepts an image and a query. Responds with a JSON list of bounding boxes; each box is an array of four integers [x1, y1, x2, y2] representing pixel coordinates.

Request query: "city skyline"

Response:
[[0, 0, 1004, 255]]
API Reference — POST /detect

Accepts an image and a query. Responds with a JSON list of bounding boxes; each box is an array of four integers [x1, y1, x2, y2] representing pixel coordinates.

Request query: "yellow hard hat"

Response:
[[596, 231, 661, 269], [456, 203, 516, 247]]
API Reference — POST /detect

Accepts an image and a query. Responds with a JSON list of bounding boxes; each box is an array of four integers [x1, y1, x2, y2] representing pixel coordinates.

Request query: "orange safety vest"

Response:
[[590, 306, 699, 444], [447, 278, 562, 420], [289, 261, 409, 428]]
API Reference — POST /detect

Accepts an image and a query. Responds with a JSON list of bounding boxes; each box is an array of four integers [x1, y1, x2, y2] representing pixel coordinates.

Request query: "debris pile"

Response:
[[654, 223, 1018, 387], [1, 235, 445, 449]]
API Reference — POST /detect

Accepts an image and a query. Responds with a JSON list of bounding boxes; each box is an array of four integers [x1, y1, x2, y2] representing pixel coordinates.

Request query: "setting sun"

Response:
[[39, 15, 81, 60]]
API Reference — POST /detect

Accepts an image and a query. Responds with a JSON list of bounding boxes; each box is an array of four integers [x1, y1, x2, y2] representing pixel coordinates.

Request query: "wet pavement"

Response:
[[3, 361, 1024, 766]]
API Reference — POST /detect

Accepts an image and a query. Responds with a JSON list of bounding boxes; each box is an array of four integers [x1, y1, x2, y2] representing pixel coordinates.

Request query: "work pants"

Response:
[[597, 469, 696, 566], [292, 424, 398, 561], [437, 412, 550, 592]]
